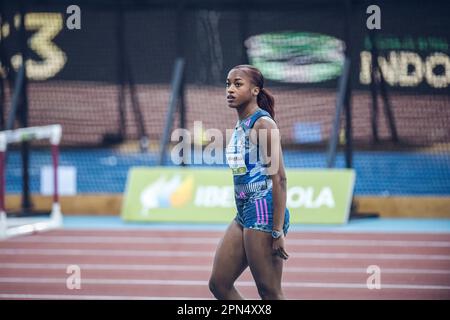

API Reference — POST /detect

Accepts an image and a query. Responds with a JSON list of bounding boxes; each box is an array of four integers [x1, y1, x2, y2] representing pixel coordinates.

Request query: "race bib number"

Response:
[[227, 127, 248, 175], [226, 152, 247, 175]]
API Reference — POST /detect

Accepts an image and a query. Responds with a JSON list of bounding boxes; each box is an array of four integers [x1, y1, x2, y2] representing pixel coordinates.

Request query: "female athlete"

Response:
[[209, 65, 290, 300]]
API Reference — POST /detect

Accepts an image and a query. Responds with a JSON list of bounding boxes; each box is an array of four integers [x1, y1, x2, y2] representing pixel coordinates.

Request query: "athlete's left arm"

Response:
[[252, 118, 289, 260]]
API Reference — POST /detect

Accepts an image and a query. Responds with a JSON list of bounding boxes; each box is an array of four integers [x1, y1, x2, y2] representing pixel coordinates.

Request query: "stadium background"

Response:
[[2, 0, 450, 215]]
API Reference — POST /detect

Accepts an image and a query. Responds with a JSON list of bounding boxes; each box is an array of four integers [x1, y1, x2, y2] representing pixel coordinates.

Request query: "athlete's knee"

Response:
[[208, 277, 219, 297], [208, 278, 220, 298], [209, 277, 229, 299], [256, 282, 284, 300]]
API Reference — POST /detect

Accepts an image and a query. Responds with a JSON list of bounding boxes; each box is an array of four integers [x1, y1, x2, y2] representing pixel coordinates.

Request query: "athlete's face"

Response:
[[226, 69, 259, 109]]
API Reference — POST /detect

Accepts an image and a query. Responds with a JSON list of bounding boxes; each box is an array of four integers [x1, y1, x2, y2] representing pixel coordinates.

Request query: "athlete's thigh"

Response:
[[243, 228, 283, 290], [210, 220, 248, 286]]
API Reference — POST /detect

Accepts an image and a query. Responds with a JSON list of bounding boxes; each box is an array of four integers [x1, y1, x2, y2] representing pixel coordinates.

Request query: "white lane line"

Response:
[[1, 248, 449, 260], [0, 263, 213, 271], [0, 293, 211, 300], [1, 277, 450, 290], [34, 228, 450, 236], [1, 263, 450, 275], [0, 248, 213, 257], [8, 236, 450, 247]]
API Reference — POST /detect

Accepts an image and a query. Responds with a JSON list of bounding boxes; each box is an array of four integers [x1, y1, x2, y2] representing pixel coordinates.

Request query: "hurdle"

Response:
[[0, 124, 63, 240]]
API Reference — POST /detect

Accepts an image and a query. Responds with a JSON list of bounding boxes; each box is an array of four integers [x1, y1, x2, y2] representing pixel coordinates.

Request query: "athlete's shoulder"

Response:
[[253, 115, 277, 131]]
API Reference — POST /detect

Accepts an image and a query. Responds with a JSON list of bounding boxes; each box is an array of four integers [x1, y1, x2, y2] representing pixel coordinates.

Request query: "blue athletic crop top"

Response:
[[226, 108, 273, 187]]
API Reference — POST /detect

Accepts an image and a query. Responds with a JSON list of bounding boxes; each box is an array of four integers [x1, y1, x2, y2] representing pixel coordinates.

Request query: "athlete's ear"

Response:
[[252, 86, 260, 96]]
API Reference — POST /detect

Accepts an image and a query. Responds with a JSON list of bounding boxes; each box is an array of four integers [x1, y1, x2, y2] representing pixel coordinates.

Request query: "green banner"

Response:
[[121, 167, 355, 224]]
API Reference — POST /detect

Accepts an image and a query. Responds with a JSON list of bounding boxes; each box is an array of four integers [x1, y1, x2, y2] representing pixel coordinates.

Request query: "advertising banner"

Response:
[[121, 167, 355, 224]]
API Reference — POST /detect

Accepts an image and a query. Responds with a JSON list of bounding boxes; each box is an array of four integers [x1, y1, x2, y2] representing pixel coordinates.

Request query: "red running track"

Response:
[[0, 229, 450, 300]]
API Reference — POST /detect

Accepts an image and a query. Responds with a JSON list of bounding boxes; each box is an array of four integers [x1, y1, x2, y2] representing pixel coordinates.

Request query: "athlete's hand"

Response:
[[272, 235, 289, 260]]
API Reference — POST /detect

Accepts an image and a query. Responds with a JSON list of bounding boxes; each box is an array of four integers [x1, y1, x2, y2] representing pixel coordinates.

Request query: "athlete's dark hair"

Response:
[[231, 65, 275, 119]]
